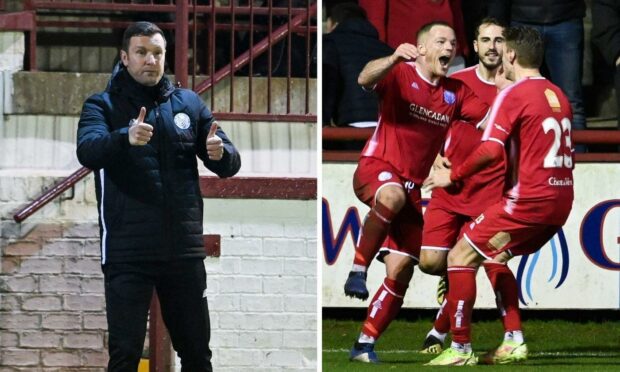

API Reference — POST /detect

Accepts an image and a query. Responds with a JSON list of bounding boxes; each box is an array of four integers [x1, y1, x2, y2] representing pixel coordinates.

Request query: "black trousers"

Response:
[[103, 259, 212, 372]]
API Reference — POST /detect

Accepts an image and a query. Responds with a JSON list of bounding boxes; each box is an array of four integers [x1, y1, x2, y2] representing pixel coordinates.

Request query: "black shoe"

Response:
[[420, 334, 444, 354], [344, 271, 369, 300]]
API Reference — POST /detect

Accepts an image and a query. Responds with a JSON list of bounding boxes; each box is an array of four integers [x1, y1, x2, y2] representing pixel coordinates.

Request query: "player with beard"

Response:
[[344, 21, 490, 363], [418, 19, 525, 364], [423, 25, 574, 366]]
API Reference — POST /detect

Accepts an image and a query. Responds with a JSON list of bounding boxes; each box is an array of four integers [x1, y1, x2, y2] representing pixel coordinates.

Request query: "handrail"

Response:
[[192, 2, 317, 95], [12, 168, 317, 222], [13, 166, 91, 222], [13, 1, 318, 119], [27, 2, 308, 16]]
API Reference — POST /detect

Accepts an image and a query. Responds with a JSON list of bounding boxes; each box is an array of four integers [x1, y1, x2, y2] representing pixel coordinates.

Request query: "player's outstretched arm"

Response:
[[358, 43, 419, 89], [423, 141, 503, 190]]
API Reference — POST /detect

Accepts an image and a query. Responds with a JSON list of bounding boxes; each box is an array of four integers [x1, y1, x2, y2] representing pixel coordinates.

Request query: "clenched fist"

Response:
[[390, 43, 420, 64]]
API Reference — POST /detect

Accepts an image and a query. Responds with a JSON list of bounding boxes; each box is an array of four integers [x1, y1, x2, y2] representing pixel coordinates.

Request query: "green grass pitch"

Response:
[[323, 318, 620, 371]]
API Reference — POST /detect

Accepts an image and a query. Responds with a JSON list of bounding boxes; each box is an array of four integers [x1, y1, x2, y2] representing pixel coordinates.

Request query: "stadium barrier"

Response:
[[322, 127, 620, 310], [322, 127, 620, 162]]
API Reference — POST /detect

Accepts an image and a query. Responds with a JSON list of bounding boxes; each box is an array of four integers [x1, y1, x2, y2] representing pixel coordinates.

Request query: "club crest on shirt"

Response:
[[174, 112, 191, 129], [378, 171, 393, 181], [544, 89, 561, 112], [443, 90, 456, 105]]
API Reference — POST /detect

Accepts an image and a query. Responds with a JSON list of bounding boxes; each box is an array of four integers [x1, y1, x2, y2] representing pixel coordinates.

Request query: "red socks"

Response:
[[353, 202, 396, 267], [483, 261, 522, 332], [447, 266, 476, 344], [436, 263, 521, 344], [361, 278, 408, 339], [433, 299, 451, 334]]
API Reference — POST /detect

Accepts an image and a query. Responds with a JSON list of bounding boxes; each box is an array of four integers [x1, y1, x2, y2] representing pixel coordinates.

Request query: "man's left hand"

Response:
[[206, 122, 224, 161], [423, 167, 453, 190]]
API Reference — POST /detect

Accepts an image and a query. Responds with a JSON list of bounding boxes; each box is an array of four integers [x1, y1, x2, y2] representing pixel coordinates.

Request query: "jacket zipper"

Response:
[[155, 102, 173, 258]]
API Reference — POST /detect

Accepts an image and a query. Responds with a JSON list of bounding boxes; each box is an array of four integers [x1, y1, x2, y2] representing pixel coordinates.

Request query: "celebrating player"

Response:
[[418, 19, 526, 364], [423, 26, 574, 366], [344, 21, 489, 363]]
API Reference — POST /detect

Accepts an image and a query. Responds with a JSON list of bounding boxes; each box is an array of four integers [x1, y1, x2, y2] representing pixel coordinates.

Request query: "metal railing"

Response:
[[9, 0, 317, 121], [13, 170, 316, 222], [322, 128, 620, 162]]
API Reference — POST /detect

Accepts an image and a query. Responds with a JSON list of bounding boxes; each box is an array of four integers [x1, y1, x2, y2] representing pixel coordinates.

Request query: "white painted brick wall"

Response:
[[203, 198, 317, 371]]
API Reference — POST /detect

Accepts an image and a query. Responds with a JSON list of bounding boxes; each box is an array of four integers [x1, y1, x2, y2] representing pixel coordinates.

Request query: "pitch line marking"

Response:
[[323, 349, 620, 357]]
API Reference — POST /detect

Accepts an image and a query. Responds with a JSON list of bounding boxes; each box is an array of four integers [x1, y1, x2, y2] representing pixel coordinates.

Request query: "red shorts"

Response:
[[353, 157, 423, 261], [463, 202, 561, 259], [422, 201, 472, 251]]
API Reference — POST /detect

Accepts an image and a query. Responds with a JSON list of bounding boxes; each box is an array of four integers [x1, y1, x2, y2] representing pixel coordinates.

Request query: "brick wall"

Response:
[[203, 199, 317, 371], [0, 173, 317, 371], [0, 174, 107, 371]]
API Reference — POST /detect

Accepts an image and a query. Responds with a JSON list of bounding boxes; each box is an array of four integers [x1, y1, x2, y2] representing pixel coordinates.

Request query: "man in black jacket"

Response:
[[322, 2, 393, 132], [77, 22, 241, 372]]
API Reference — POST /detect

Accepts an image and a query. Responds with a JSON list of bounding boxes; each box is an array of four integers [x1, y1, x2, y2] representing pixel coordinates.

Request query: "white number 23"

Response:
[[542, 117, 572, 168]]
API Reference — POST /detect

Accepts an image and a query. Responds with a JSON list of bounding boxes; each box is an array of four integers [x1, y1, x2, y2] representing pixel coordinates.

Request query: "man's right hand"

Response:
[[432, 154, 452, 171], [390, 43, 419, 64], [128, 107, 153, 146], [358, 43, 419, 88]]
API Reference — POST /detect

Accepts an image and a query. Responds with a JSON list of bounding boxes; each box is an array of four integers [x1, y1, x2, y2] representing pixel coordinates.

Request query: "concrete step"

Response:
[[0, 71, 316, 175]]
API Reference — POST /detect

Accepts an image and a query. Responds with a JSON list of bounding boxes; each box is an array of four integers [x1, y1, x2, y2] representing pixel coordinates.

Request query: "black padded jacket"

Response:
[[323, 18, 393, 126], [77, 67, 241, 264], [592, 0, 620, 66]]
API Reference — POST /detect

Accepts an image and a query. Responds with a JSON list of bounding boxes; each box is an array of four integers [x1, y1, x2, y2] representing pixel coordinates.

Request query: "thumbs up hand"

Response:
[[206, 122, 224, 161], [128, 107, 153, 146]]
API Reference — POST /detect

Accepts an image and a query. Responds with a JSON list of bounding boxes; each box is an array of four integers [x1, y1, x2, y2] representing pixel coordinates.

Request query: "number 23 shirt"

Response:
[[483, 77, 574, 225]]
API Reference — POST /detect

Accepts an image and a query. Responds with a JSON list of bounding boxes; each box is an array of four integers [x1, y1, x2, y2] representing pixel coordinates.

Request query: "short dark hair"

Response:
[[416, 21, 453, 44], [326, 2, 366, 24], [503, 26, 543, 68], [474, 17, 506, 40], [122, 21, 166, 52]]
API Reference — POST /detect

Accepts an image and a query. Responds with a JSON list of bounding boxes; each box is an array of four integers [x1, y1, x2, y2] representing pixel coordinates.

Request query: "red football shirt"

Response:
[[483, 77, 574, 225], [361, 62, 489, 185], [431, 65, 504, 217]]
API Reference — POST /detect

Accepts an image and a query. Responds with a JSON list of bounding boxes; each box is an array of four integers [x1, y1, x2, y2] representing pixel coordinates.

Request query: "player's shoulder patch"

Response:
[[544, 89, 562, 112]]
